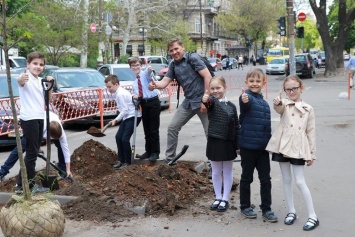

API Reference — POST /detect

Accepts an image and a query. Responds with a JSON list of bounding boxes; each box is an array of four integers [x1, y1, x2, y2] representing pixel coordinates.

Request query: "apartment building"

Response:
[[111, 0, 244, 59]]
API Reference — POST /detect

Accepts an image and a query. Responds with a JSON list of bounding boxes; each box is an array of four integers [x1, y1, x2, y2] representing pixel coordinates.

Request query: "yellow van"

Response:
[[266, 47, 290, 63]]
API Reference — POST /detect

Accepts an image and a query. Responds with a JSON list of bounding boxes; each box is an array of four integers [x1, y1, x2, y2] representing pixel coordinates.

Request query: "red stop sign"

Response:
[[298, 12, 306, 22], [90, 23, 96, 33]]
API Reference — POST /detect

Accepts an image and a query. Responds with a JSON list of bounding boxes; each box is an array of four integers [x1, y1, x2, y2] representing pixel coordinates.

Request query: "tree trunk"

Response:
[[309, 0, 355, 77]]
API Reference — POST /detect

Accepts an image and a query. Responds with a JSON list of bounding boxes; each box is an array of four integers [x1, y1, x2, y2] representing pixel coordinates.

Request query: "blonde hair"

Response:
[[50, 121, 62, 139], [210, 76, 226, 88], [246, 68, 265, 81], [283, 75, 304, 90]]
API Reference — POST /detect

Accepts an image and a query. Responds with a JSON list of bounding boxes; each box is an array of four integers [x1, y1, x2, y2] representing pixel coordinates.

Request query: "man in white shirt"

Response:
[[105, 74, 142, 170]]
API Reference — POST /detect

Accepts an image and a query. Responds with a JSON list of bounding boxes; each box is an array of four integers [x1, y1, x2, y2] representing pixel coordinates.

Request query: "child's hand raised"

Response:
[[202, 90, 209, 103], [148, 76, 157, 91], [17, 69, 29, 86], [147, 61, 153, 73], [241, 87, 249, 103], [273, 90, 282, 106]]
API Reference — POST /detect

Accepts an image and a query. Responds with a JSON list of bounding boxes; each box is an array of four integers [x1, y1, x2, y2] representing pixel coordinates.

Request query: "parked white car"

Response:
[[266, 57, 289, 75], [344, 53, 350, 61]]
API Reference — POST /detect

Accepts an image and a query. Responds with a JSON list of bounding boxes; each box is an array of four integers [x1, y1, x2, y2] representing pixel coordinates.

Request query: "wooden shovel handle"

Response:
[[101, 122, 112, 133]]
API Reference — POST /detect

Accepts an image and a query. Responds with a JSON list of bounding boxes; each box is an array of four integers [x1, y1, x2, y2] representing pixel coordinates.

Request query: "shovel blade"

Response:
[[87, 126, 106, 137]]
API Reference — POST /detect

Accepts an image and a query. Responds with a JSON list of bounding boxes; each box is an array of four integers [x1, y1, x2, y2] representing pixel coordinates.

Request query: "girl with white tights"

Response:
[[210, 161, 233, 210], [202, 76, 239, 212], [266, 75, 319, 231]]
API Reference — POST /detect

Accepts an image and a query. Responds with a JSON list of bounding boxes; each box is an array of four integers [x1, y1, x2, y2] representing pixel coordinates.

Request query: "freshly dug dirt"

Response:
[[0, 139, 221, 223], [86, 126, 105, 137]]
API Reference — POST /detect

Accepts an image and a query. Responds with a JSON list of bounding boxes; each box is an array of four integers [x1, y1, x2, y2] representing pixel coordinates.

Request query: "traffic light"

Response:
[[276, 17, 286, 36], [297, 26, 304, 38], [245, 38, 251, 47]]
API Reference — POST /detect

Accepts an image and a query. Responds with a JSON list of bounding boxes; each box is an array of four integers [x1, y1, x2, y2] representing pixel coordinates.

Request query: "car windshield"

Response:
[[0, 75, 19, 98], [112, 68, 136, 82], [295, 56, 306, 62], [56, 71, 105, 88], [12, 58, 27, 67], [269, 59, 284, 64]]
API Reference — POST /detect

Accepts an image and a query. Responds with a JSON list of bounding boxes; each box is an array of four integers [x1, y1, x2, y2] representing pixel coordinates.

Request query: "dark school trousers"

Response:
[[140, 96, 161, 155], [239, 148, 272, 213], [115, 116, 141, 164], [17, 119, 44, 189]]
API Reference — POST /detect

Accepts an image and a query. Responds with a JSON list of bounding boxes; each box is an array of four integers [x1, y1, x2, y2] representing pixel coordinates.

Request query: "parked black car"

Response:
[[286, 53, 316, 78]]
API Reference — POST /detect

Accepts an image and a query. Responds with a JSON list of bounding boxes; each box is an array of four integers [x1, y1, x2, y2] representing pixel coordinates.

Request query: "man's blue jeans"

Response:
[[0, 138, 26, 176], [0, 138, 66, 176]]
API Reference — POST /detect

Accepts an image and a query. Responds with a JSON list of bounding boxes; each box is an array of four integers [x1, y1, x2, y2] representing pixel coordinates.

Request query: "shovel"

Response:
[[38, 153, 74, 183], [87, 121, 112, 137], [167, 145, 189, 166], [39, 78, 59, 191], [130, 97, 141, 164]]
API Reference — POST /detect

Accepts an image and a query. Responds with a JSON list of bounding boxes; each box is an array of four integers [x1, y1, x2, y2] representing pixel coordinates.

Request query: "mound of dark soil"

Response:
[[0, 139, 217, 222]]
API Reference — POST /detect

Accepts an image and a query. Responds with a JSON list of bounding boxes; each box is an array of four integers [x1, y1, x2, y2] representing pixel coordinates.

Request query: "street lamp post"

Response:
[[199, 0, 203, 51], [139, 27, 147, 56]]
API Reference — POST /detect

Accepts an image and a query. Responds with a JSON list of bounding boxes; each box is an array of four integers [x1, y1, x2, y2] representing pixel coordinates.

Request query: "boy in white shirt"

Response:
[[16, 52, 54, 193], [105, 74, 142, 170]]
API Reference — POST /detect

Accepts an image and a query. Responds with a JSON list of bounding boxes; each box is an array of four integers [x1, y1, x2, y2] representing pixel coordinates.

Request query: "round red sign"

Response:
[[90, 23, 96, 33], [298, 12, 306, 22]]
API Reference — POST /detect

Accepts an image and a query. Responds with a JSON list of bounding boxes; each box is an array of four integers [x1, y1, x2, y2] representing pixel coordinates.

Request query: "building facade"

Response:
[[110, 0, 243, 59]]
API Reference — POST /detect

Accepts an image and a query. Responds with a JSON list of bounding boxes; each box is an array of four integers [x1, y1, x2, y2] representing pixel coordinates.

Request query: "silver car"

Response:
[[266, 57, 289, 75]]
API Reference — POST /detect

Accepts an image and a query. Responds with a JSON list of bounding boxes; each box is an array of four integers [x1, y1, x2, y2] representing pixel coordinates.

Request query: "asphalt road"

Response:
[[1, 64, 354, 236]]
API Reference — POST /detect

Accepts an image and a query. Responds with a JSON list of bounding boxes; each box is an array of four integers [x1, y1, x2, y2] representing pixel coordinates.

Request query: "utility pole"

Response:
[[80, 0, 89, 68], [97, 0, 103, 68], [287, 0, 296, 75], [199, 0, 203, 53]]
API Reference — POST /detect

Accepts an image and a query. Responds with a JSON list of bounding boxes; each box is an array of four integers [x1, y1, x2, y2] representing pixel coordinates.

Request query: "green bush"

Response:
[[118, 54, 130, 64], [58, 54, 80, 67]]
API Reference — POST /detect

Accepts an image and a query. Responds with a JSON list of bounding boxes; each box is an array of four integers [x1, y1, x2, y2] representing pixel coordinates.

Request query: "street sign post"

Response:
[[90, 23, 96, 33], [298, 12, 306, 22]]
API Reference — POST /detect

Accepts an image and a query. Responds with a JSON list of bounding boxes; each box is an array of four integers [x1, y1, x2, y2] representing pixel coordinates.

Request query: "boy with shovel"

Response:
[[129, 57, 161, 161], [15, 52, 54, 193], [0, 111, 73, 182], [105, 74, 142, 170]]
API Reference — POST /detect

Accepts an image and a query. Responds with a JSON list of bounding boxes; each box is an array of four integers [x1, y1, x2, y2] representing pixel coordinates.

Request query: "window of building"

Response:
[[195, 18, 201, 33]]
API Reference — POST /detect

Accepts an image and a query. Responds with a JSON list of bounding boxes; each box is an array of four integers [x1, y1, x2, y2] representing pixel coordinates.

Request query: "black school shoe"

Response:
[[303, 218, 319, 231], [210, 199, 221, 210], [284, 213, 297, 225], [216, 200, 229, 212], [137, 152, 151, 160], [148, 153, 159, 161]]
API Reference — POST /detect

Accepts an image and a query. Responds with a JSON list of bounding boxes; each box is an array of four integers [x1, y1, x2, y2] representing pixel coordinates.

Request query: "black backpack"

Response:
[[173, 52, 215, 108]]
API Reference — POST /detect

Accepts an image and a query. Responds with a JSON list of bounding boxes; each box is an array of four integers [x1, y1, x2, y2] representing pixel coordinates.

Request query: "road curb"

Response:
[[0, 192, 78, 205]]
